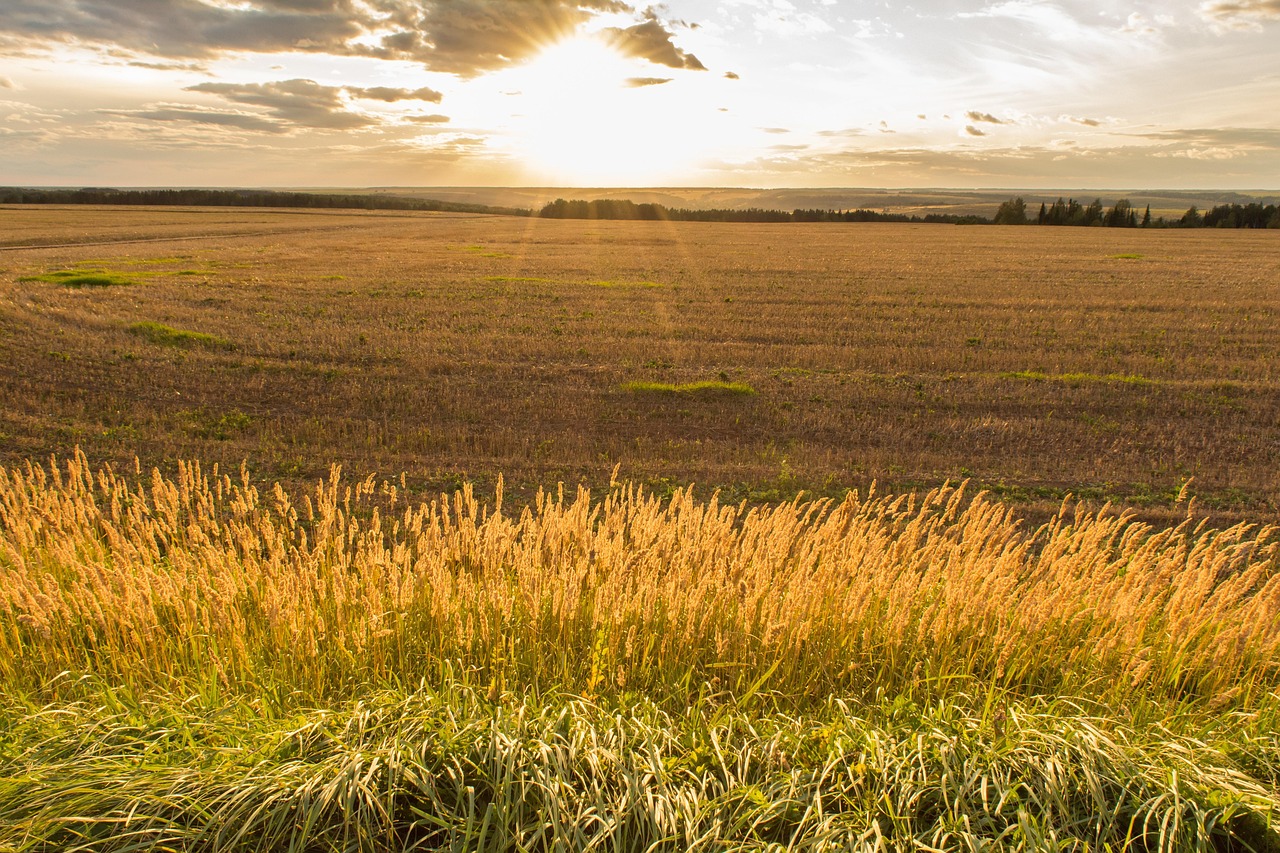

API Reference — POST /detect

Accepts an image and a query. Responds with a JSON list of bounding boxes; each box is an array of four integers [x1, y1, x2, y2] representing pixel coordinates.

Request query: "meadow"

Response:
[[1, 205, 1279, 850]]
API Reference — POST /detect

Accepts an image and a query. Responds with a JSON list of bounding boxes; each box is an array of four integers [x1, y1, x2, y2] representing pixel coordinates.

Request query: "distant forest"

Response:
[[539, 196, 1279, 228], [536, 197, 987, 224], [0, 187, 530, 217], [995, 196, 1280, 229], [3, 186, 1277, 228]]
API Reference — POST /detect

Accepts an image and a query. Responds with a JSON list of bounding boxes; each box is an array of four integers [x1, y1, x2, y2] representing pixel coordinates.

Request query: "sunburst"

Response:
[[508, 35, 708, 185]]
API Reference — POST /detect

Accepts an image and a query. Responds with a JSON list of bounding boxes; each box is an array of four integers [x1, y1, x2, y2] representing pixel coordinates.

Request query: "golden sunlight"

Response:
[[509, 36, 710, 185]]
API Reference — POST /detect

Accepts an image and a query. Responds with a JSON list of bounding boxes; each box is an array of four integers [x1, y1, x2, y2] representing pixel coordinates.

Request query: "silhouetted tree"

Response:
[[993, 196, 1028, 225], [1141, 205, 1151, 227], [1103, 199, 1136, 227], [1082, 198, 1104, 226]]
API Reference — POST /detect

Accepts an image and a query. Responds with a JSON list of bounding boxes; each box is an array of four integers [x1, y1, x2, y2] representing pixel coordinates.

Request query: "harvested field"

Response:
[[2, 205, 1278, 524]]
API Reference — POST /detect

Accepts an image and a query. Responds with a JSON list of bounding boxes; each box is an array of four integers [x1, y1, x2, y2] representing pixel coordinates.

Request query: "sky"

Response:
[[1, 0, 1278, 189]]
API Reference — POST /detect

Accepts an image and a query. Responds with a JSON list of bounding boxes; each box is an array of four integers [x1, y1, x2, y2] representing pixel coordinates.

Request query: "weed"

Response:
[[178, 408, 252, 440]]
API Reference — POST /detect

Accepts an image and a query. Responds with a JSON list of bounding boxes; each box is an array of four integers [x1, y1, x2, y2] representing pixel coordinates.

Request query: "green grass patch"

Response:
[[20, 270, 137, 288], [1112, 253, 1145, 259], [588, 279, 665, 288], [1003, 370, 1153, 386], [622, 380, 757, 396], [177, 407, 252, 440], [128, 321, 233, 350], [484, 276, 664, 288], [462, 245, 513, 258]]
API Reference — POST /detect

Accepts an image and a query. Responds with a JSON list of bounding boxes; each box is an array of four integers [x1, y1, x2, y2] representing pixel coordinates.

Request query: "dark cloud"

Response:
[[724, 71, 739, 80], [126, 59, 208, 72], [0, 1, 365, 58], [380, 0, 633, 75], [1065, 115, 1103, 126], [98, 107, 286, 133], [0, 126, 48, 142], [348, 85, 443, 103], [185, 79, 375, 129], [406, 113, 451, 123], [625, 77, 672, 87], [1129, 126, 1280, 148], [0, 0, 703, 77], [966, 111, 1006, 124], [712, 140, 1280, 187], [965, 125, 986, 137], [1199, 0, 1280, 28], [601, 15, 707, 70]]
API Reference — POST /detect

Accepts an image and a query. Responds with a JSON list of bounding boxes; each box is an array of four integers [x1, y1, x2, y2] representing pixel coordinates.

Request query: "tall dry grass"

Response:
[[3, 452, 1280, 850], [2, 451, 1277, 709]]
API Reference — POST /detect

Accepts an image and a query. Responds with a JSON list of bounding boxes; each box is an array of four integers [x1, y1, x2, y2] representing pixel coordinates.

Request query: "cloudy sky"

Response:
[[1, 0, 1278, 188]]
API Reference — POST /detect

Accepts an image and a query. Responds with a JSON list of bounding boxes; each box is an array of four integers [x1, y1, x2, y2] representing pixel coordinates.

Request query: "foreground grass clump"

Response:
[[1, 453, 1278, 850], [127, 320, 233, 349], [3, 684, 1276, 852], [622, 379, 757, 395], [19, 269, 137, 287]]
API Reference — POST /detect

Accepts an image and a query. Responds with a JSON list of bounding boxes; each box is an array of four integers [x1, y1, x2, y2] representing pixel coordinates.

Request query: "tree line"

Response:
[[995, 196, 1280, 228], [4, 187, 1275, 229], [541, 197, 1278, 228], [0, 187, 530, 217], [536, 198, 985, 224]]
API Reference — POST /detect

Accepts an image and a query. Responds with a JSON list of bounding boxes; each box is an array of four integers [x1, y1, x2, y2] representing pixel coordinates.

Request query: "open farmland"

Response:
[[3, 205, 1280, 850], [2, 205, 1278, 522]]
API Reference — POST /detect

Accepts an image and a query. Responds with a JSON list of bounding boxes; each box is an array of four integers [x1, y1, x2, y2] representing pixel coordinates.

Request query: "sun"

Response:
[[506, 36, 708, 185]]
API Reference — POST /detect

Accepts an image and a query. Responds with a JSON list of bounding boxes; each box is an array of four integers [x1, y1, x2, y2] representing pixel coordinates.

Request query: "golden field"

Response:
[[2, 205, 1277, 522]]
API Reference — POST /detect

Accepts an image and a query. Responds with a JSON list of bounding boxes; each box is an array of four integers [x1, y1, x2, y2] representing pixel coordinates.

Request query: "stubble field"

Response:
[[2, 205, 1279, 850], [2, 205, 1279, 523]]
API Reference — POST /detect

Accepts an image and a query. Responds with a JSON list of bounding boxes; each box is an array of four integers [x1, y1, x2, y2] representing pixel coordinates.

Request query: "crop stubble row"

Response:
[[0, 205, 1277, 521]]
